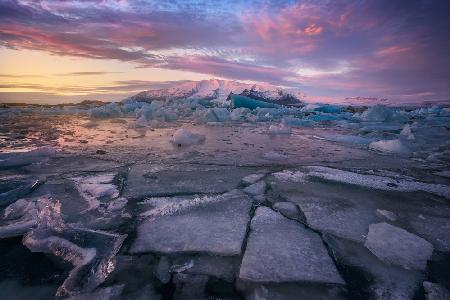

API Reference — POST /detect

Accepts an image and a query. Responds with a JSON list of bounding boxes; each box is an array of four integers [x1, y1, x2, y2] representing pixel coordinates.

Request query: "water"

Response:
[[0, 108, 449, 299]]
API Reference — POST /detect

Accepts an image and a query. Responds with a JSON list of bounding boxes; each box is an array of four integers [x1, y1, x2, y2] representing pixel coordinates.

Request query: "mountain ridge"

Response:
[[123, 79, 305, 106]]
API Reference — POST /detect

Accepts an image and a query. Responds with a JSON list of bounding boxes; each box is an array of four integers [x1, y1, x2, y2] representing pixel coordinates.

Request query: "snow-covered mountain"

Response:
[[124, 79, 305, 106]]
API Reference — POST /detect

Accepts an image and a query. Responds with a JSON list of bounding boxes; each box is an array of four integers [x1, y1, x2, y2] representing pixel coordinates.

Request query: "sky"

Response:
[[0, 0, 449, 104]]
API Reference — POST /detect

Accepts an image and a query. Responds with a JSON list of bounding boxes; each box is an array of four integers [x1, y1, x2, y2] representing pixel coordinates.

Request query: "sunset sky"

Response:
[[0, 0, 449, 104]]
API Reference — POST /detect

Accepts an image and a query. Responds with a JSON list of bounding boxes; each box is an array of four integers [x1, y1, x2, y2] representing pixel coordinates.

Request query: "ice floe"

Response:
[[364, 222, 434, 271], [306, 166, 450, 199], [130, 190, 253, 255], [239, 207, 344, 285]]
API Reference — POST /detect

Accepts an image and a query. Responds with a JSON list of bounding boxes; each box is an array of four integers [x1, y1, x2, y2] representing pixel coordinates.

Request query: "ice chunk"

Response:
[[400, 124, 415, 140], [300, 103, 321, 112], [0, 146, 56, 168], [171, 128, 205, 146], [130, 190, 253, 256], [268, 123, 291, 134], [243, 181, 267, 196], [3, 198, 30, 219], [272, 201, 300, 220], [135, 101, 163, 120], [193, 107, 230, 123], [292, 195, 377, 242], [82, 121, 99, 128], [324, 234, 424, 300], [360, 105, 408, 122], [239, 207, 344, 285], [0, 175, 41, 207], [231, 94, 278, 110], [23, 226, 126, 297], [0, 216, 37, 239], [369, 139, 409, 154], [230, 107, 251, 121], [364, 222, 433, 271], [0, 196, 65, 239], [281, 117, 315, 127], [89, 103, 122, 119], [242, 173, 266, 185], [72, 173, 119, 211], [306, 166, 450, 199]]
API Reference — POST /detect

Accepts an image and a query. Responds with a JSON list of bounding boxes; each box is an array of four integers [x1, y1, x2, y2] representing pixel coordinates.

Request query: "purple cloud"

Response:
[[0, 0, 449, 103]]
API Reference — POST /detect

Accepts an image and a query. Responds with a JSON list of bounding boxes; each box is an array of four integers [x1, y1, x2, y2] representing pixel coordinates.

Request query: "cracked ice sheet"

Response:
[[239, 207, 344, 285], [306, 166, 450, 199], [270, 172, 450, 245], [130, 190, 253, 256]]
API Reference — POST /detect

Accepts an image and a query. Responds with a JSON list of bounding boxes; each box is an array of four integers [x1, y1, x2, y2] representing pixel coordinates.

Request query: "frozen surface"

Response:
[[0, 102, 449, 299], [239, 207, 344, 285], [364, 222, 434, 271], [130, 190, 253, 255]]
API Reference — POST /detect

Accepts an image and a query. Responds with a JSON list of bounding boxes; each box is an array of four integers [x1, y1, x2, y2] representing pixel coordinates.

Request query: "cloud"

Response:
[[0, 79, 190, 95], [0, 0, 449, 103], [56, 71, 123, 76]]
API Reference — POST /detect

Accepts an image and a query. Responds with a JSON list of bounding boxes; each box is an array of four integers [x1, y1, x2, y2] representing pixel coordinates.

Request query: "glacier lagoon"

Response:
[[0, 96, 450, 299]]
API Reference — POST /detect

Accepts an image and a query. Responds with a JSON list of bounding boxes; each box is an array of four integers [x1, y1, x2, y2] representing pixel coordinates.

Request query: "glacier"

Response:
[[0, 80, 449, 299]]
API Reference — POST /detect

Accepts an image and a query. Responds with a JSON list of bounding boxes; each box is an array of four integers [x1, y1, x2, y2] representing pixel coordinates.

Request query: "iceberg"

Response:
[[231, 94, 279, 110], [89, 103, 122, 119], [360, 105, 408, 122]]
